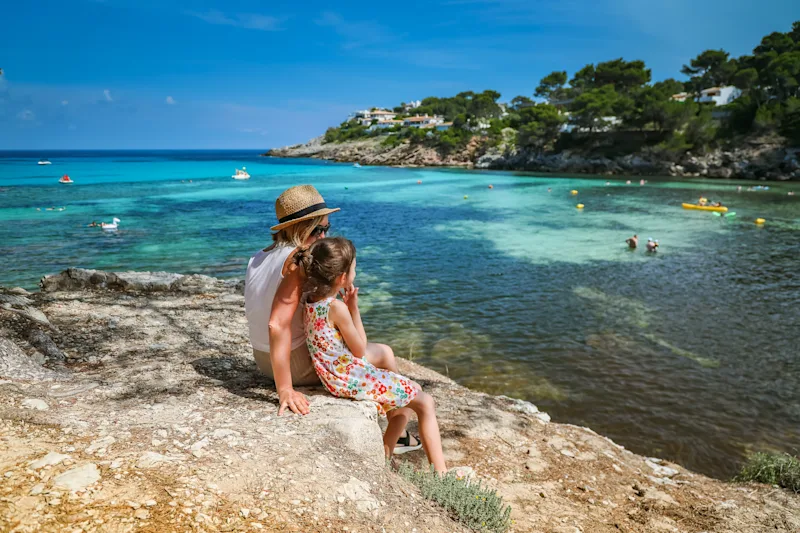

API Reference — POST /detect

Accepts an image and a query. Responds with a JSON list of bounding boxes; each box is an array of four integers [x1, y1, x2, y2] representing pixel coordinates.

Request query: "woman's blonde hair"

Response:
[[271, 216, 325, 248]]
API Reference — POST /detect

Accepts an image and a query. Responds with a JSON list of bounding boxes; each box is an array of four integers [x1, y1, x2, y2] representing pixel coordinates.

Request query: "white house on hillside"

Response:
[[369, 120, 404, 130], [698, 87, 742, 106], [403, 100, 422, 110], [351, 109, 397, 125], [403, 115, 444, 127], [670, 87, 742, 106]]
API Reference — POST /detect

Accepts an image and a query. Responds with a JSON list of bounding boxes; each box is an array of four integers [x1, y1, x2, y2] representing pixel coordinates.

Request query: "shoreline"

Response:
[[265, 135, 800, 181], [1, 268, 798, 531]]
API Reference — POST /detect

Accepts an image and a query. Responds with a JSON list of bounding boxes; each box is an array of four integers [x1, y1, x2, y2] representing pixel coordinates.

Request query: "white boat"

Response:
[[232, 167, 250, 180], [38, 159, 52, 165], [101, 217, 121, 230], [353, 163, 362, 168], [58, 174, 73, 184]]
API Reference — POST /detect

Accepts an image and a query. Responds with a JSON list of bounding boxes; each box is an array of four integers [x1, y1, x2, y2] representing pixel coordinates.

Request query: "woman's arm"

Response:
[[268, 262, 310, 416], [329, 299, 367, 358]]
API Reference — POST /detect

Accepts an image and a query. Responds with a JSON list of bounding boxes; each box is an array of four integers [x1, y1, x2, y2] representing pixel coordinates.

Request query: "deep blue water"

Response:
[[1, 149, 799, 478]]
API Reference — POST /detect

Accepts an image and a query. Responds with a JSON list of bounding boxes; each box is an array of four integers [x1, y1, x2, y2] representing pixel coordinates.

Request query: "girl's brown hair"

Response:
[[293, 237, 356, 302]]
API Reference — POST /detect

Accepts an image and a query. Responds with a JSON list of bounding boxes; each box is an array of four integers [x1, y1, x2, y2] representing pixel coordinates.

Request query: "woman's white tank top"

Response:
[[244, 245, 306, 352]]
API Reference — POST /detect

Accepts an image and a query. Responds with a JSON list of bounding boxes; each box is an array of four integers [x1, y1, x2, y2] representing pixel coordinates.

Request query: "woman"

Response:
[[244, 185, 422, 454]]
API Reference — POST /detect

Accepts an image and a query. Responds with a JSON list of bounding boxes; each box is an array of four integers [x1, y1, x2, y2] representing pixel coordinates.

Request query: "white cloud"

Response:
[[187, 10, 283, 31], [165, 96, 176, 105], [61, 100, 69, 106], [17, 109, 35, 121], [104, 89, 113, 102]]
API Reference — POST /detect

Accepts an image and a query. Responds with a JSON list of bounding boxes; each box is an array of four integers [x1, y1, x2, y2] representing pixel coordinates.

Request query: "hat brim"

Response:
[[270, 207, 340, 231]]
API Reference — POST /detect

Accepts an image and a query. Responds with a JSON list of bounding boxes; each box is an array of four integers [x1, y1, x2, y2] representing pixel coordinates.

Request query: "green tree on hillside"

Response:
[[534, 71, 568, 100], [510, 96, 535, 110], [569, 85, 619, 131], [594, 59, 651, 93], [681, 49, 737, 93], [516, 104, 565, 148]]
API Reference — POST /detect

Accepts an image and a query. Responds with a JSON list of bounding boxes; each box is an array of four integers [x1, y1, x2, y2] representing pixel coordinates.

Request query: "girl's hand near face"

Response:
[[340, 286, 359, 314]]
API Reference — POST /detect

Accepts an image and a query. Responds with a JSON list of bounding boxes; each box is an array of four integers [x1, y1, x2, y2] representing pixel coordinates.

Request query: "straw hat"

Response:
[[270, 185, 340, 231]]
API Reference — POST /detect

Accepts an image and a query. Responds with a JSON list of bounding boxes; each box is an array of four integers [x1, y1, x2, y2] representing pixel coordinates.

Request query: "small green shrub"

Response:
[[735, 452, 800, 493], [397, 463, 512, 533], [381, 135, 404, 148]]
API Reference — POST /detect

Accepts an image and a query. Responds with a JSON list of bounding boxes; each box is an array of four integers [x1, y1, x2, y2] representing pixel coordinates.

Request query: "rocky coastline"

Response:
[[265, 135, 800, 181], [1, 268, 798, 532]]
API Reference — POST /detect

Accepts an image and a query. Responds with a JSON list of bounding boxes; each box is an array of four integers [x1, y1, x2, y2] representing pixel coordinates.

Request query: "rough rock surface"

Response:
[[0, 268, 798, 532], [267, 136, 800, 180], [266, 136, 483, 168]]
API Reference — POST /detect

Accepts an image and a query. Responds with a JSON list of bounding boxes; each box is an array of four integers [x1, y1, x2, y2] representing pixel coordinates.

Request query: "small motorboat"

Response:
[[38, 159, 52, 165], [232, 167, 250, 180], [353, 163, 362, 168], [59, 174, 73, 184], [682, 203, 728, 213], [101, 217, 121, 230]]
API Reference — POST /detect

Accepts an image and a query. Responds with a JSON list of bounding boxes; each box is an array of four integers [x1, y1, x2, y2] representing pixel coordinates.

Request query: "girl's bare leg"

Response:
[[383, 408, 410, 458], [367, 343, 415, 452], [407, 391, 446, 473]]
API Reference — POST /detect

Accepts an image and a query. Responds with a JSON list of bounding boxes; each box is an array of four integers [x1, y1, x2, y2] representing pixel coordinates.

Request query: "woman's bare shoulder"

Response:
[[281, 247, 302, 277]]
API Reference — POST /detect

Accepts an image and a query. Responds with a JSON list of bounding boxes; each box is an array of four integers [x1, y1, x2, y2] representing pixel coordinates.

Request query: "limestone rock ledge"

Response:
[[0, 269, 797, 533]]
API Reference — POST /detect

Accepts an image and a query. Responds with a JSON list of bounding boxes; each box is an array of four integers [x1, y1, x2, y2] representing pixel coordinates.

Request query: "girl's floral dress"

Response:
[[304, 296, 420, 416]]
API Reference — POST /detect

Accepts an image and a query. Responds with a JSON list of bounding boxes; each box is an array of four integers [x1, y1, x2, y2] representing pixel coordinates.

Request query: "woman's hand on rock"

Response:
[[278, 388, 310, 416]]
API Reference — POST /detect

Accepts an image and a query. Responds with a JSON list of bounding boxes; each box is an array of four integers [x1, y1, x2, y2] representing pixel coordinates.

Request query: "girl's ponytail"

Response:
[[293, 246, 314, 274]]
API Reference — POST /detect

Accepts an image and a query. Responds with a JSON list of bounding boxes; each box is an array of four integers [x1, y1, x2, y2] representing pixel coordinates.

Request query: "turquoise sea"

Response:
[[1, 150, 799, 478]]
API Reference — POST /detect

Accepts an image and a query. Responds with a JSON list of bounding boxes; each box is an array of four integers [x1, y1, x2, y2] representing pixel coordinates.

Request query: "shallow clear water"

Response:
[[2, 150, 799, 478]]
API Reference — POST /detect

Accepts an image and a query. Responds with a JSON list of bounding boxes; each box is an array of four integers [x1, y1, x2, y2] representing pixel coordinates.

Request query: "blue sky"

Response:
[[1, 0, 798, 149]]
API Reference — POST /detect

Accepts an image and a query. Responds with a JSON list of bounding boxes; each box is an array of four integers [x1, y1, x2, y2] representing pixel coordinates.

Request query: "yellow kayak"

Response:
[[682, 203, 728, 213]]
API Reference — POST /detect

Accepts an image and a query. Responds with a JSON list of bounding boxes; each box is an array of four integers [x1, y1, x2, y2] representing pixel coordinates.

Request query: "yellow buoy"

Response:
[[576, 203, 584, 209], [571, 190, 578, 195], [463, 195, 468, 199], [755, 218, 765, 225]]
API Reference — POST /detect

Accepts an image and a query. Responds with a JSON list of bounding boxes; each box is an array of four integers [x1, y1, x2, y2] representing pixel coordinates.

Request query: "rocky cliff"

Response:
[[266, 136, 800, 180], [1, 269, 798, 532]]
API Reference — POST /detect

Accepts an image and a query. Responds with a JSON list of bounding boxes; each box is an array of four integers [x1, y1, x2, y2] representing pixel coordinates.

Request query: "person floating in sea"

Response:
[[547, 188, 552, 193], [646, 238, 659, 253], [87, 221, 99, 227], [626, 235, 638, 249]]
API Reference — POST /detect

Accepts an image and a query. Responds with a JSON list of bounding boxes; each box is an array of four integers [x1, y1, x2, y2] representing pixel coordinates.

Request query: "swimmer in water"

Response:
[[626, 235, 638, 249], [646, 238, 659, 253], [547, 188, 552, 192]]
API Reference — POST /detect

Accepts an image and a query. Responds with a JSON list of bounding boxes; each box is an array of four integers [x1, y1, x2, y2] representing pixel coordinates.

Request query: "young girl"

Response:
[[294, 237, 448, 473]]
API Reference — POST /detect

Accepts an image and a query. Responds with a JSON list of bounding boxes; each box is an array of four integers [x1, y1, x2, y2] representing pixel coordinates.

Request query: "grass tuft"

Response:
[[735, 452, 800, 493], [397, 463, 512, 533]]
